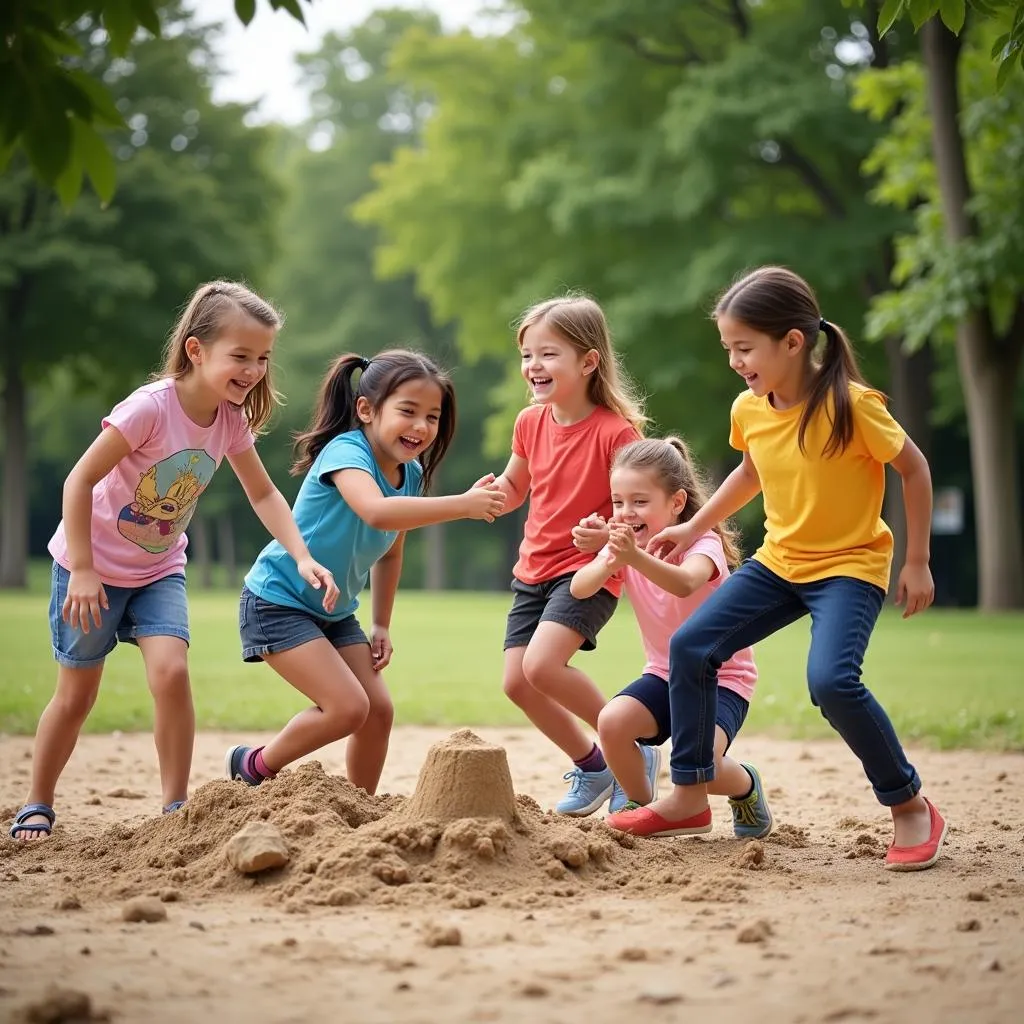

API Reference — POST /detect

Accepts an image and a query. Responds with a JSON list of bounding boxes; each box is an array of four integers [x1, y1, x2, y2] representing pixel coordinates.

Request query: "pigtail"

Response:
[[291, 354, 365, 475]]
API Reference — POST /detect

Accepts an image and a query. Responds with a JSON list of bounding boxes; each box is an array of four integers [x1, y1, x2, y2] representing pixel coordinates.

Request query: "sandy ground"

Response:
[[0, 727, 1022, 1024]]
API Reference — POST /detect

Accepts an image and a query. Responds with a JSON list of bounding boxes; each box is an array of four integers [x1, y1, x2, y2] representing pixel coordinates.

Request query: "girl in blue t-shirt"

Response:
[[227, 349, 505, 793]]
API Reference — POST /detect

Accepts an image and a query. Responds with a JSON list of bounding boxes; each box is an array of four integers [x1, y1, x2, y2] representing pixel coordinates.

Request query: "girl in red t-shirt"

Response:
[[492, 294, 645, 815]]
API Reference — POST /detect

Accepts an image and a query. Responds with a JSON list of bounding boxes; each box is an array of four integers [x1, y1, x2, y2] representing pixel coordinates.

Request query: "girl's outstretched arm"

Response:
[[889, 437, 935, 617], [228, 447, 339, 611], [368, 533, 405, 670], [61, 426, 133, 631], [570, 551, 617, 599], [491, 453, 531, 515], [333, 469, 505, 530], [648, 452, 761, 559]]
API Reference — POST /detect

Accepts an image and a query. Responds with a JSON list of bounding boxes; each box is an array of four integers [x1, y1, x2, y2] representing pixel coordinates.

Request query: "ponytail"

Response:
[[291, 354, 365, 475], [799, 319, 865, 459]]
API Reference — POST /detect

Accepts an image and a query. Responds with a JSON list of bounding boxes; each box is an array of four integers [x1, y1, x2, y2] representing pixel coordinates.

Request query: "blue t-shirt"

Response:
[[244, 429, 423, 620]]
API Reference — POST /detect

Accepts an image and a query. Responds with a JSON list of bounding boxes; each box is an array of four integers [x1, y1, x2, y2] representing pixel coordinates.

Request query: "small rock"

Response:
[[638, 989, 682, 1005], [423, 923, 461, 948], [588, 909, 602, 920], [981, 958, 1002, 972], [737, 919, 773, 944], [619, 947, 647, 962], [11, 985, 108, 1022], [224, 822, 289, 874], [395, 982, 412, 992], [121, 898, 167, 923], [522, 983, 548, 998], [104, 788, 145, 800], [55, 896, 81, 911], [957, 919, 981, 932], [15, 924, 55, 937], [188, 921, 205, 931], [158, 889, 179, 903], [80, 947, 91, 956], [85, 797, 102, 806], [966, 890, 989, 902]]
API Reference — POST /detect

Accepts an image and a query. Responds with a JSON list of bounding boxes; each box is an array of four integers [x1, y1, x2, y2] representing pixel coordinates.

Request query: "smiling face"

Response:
[[609, 465, 686, 547], [358, 377, 444, 473], [718, 312, 806, 401], [519, 321, 597, 408], [189, 313, 275, 406]]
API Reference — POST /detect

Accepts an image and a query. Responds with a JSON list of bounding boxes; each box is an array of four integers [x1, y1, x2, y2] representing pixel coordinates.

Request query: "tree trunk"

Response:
[[217, 514, 237, 588], [423, 522, 446, 590], [0, 338, 28, 588], [921, 19, 1024, 608]]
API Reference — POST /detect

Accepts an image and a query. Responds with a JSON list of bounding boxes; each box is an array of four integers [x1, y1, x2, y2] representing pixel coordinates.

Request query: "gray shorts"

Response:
[[503, 572, 617, 652], [239, 586, 368, 662]]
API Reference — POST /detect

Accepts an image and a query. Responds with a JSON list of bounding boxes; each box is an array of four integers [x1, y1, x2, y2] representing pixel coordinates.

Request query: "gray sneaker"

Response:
[[728, 763, 774, 839]]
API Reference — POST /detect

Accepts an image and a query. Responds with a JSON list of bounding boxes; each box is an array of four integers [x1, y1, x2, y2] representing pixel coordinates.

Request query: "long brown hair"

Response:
[[291, 349, 456, 492], [516, 294, 648, 433], [612, 436, 743, 568], [156, 280, 283, 435], [714, 266, 866, 458]]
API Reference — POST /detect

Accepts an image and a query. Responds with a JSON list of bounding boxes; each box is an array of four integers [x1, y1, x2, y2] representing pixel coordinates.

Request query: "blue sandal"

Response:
[[9, 803, 55, 840], [162, 801, 187, 815]]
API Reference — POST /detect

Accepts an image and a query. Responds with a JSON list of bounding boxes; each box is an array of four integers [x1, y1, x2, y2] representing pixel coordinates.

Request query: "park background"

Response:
[[1, 0, 1022, 752]]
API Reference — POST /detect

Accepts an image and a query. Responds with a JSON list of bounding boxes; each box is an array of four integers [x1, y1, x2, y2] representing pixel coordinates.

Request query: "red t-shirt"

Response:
[[512, 404, 641, 594]]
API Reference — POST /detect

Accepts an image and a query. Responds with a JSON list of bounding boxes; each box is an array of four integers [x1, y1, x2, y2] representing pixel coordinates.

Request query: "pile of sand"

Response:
[[2, 731, 782, 911]]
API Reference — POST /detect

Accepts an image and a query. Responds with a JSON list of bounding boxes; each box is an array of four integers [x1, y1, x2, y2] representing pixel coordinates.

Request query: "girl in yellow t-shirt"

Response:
[[607, 266, 946, 872]]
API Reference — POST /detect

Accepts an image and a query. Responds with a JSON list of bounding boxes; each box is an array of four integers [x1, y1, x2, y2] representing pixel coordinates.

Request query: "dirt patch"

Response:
[[1, 728, 1022, 1024]]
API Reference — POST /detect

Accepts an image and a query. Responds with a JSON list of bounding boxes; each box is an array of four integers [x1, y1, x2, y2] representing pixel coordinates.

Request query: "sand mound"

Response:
[[3, 732, 782, 911]]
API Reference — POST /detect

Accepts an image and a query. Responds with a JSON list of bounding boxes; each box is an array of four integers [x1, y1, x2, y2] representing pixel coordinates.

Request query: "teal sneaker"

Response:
[[555, 766, 614, 816], [607, 745, 662, 814], [728, 763, 774, 839]]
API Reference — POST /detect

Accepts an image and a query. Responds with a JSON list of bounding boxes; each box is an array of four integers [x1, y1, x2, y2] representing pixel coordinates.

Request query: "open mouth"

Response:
[[399, 435, 423, 452], [230, 379, 252, 393], [742, 373, 758, 387], [530, 376, 553, 391]]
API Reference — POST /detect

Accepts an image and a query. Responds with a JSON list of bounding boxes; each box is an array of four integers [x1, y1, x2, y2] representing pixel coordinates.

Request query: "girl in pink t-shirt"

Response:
[[571, 437, 773, 838], [9, 281, 338, 842]]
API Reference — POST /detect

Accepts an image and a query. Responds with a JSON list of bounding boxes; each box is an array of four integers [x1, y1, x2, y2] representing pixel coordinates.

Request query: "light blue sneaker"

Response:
[[607, 744, 662, 814], [555, 766, 614, 816], [728, 763, 775, 839]]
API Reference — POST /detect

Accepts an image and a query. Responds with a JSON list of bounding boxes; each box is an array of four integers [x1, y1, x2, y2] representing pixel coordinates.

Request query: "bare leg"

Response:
[[12, 663, 104, 840], [336, 643, 394, 794], [137, 636, 192, 809], [260, 638, 370, 771], [598, 696, 658, 803], [521, 622, 607, 732], [503, 645, 594, 761], [890, 794, 933, 847], [706, 726, 754, 799]]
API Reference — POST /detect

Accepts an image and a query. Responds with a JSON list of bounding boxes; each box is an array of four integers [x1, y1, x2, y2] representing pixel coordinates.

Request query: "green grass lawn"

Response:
[[0, 586, 1020, 750]]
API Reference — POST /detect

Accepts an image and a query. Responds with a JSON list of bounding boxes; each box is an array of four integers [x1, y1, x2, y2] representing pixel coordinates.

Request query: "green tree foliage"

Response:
[[855, 23, 1024, 607], [0, 5, 281, 587], [0, 0, 310, 203], [356, 0, 897, 469]]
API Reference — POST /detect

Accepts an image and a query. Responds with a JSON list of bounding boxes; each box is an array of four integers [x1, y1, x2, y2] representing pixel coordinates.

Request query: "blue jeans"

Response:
[[668, 559, 921, 807]]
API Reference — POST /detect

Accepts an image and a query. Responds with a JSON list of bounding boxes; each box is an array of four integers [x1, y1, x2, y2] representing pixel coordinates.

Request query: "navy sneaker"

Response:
[[225, 745, 263, 787]]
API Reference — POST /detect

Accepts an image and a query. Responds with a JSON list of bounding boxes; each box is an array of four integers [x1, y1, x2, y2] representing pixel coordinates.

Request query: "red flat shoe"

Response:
[[606, 804, 712, 837], [885, 797, 948, 871]]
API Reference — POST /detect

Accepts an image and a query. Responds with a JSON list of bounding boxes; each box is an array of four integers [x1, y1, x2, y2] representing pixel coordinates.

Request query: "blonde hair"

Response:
[[516, 295, 647, 433], [155, 281, 284, 435], [612, 436, 742, 568]]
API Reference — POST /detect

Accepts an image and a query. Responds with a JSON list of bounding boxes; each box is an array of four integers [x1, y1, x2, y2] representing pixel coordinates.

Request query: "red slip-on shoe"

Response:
[[884, 798, 948, 872], [606, 804, 712, 838]]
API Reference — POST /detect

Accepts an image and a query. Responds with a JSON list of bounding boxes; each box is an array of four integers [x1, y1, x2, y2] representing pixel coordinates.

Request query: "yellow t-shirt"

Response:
[[730, 383, 906, 590]]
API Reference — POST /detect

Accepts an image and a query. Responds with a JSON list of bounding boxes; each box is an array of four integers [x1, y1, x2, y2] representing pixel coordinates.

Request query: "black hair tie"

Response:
[[819, 318, 828, 332], [359, 357, 370, 371]]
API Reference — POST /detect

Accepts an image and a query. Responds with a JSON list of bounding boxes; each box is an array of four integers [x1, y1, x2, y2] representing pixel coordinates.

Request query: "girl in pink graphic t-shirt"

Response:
[[9, 281, 338, 842], [571, 437, 773, 839]]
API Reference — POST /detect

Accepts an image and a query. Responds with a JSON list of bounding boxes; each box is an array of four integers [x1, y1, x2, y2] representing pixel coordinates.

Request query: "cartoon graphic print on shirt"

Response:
[[117, 449, 216, 553]]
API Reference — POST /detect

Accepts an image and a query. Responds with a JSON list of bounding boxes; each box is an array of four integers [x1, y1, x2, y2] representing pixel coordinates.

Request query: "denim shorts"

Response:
[[617, 673, 749, 750], [240, 586, 368, 662], [503, 572, 618, 652], [49, 562, 189, 669]]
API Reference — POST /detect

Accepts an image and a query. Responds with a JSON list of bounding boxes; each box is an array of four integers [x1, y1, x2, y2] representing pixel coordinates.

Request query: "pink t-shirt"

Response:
[[48, 378, 255, 588], [620, 531, 757, 702]]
